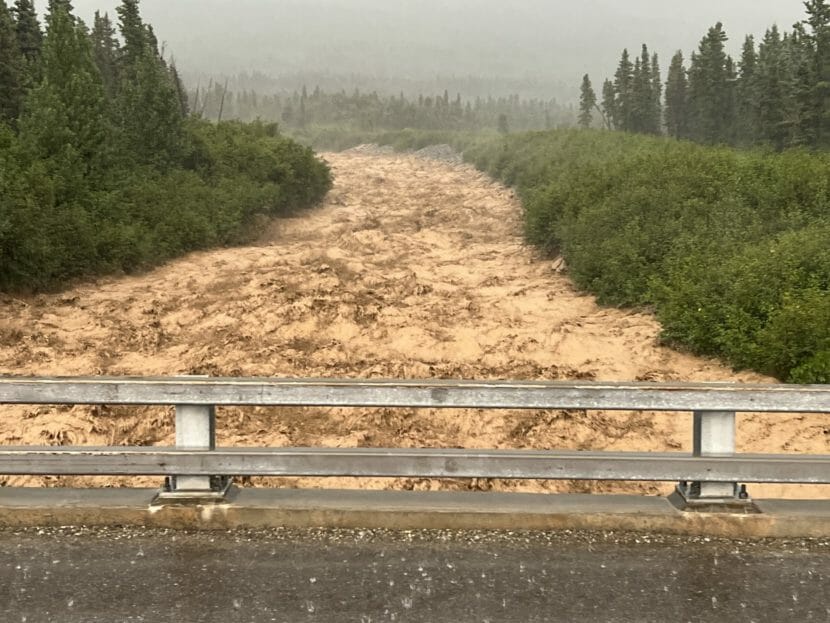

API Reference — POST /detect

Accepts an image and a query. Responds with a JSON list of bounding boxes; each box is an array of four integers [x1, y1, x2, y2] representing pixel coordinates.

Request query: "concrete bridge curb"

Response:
[[1, 488, 828, 539]]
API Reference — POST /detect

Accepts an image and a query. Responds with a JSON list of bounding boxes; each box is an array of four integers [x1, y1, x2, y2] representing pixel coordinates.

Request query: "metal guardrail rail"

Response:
[[0, 377, 828, 508]]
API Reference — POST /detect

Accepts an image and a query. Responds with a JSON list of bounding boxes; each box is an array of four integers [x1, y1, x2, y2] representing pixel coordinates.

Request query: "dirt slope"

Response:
[[0, 150, 826, 496]]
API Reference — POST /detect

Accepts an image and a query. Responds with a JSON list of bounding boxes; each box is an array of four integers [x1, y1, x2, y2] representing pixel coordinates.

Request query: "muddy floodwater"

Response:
[[0, 150, 826, 498]]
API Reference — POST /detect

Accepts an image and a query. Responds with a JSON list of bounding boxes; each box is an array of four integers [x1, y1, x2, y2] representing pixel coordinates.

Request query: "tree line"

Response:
[[1, 0, 188, 170], [191, 82, 575, 135], [0, 0, 330, 291], [579, 1, 830, 150]]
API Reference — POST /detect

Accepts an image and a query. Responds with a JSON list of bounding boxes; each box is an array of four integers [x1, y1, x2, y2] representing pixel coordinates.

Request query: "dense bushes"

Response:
[[461, 130, 829, 383], [0, 119, 330, 291]]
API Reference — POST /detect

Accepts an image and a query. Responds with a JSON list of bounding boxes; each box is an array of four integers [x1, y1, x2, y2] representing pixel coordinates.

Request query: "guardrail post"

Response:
[[676, 410, 748, 506], [155, 403, 232, 503], [173, 404, 215, 492]]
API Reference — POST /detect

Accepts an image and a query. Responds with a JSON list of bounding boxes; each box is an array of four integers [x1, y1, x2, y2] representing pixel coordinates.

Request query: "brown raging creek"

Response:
[[0, 148, 826, 498]]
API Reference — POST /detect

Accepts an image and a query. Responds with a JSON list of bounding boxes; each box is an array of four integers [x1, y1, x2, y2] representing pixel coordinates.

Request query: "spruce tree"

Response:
[[650, 53, 663, 134], [613, 49, 634, 131], [629, 44, 661, 134], [724, 55, 739, 143], [788, 26, 819, 147], [601, 79, 617, 129], [47, 0, 72, 10], [637, 45, 654, 132], [664, 51, 688, 138], [90, 10, 119, 98], [578, 73, 596, 128], [115, 0, 184, 167], [687, 23, 736, 144], [631, 55, 645, 132], [0, 0, 24, 122], [755, 26, 792, 149], [298, 84, 307, 126], [802, 0, 830, 146], [169, 60, 188, 116], [736, 35, 759, 145], [19, 1, 111, 191], [45, 0, 72, 28], [12, 0, 41, 65], [115, 0, 143, 67]]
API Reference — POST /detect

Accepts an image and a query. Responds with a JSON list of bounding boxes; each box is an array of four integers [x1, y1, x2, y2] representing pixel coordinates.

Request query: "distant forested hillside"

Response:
[[191, 84, 575, 135], [68, 0, 804, 101]]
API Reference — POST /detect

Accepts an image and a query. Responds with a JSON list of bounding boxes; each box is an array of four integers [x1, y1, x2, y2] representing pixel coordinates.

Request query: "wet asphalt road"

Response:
[[0, 528, 827, 623]]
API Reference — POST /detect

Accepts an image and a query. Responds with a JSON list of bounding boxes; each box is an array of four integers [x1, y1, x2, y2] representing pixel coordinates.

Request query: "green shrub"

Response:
[[0, 119, 331, 291], [448, 128, 830, 383]]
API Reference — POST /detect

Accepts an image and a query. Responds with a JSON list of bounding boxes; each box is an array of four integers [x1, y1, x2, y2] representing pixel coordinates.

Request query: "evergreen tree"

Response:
[[613, 49, 634, 131], [736, 35, 759, 145], [650, 52, 663, 133], [115, 0, 184, 167], [638, 45, 651, 131], [0, 0, 24, 122], [12, 0, 41, 65], [578, 73, 596, 128], [754, 26, 793, 149], [629, 44, 661, 134], [298, 84, 307, 126], [724, 54, 739, 142], [115, 0, 143, 68], [19, 1, 111, 191], [631, 54, 646, 132], [802, 0, 830, 146], [601, 78, 616, 129], [281, 101, 293, 125], [788, 26, 819, 146], [665, 51, 688, 138], [45, 0, 72, 28], [90, 10, 119, 98], [687, 23, 736, 144], [169, 60, 188, 116]]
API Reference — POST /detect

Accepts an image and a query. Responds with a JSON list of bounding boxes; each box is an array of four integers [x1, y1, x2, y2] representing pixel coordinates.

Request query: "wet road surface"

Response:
[[0, 527, 827, 622]]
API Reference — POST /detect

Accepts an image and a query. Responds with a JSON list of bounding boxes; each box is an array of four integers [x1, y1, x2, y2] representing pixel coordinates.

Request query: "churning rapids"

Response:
[[0, 148, 825, 497]]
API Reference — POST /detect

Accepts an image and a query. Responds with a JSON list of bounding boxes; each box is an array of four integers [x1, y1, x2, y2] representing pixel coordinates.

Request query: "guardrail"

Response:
[[1, 377, 828, 509]]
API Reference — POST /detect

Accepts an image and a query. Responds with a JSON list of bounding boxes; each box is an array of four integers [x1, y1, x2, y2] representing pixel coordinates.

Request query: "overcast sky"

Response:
[[69, 0, 808, 98]]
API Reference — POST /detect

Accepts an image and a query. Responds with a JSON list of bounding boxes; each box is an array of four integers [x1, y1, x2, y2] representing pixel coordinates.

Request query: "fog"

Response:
[[70, 0, 806, 99]]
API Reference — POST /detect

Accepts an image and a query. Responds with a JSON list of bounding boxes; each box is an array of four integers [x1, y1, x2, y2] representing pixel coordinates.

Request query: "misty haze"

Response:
[[69, 0, 806, 99]]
